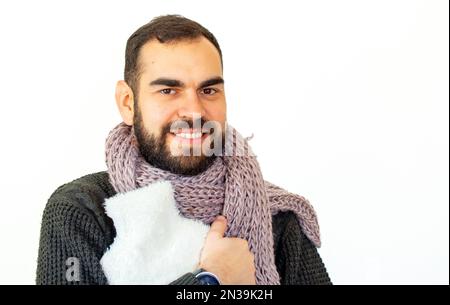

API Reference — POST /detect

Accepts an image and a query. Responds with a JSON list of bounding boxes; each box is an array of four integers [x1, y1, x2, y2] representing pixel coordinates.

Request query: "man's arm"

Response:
[[36, 193, 110, 284]]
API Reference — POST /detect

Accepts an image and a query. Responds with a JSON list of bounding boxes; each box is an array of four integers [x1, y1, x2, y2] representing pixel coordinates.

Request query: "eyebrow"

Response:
[[149, 76, 224, 88], [199, 77, 224, 88], [149, 78, 184, 87]]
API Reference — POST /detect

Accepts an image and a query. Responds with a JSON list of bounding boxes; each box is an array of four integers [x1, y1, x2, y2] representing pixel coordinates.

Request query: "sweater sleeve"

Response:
[[275, 212, 332, 285], [36, 193, 110, 285], [169, 273, 201, 285]]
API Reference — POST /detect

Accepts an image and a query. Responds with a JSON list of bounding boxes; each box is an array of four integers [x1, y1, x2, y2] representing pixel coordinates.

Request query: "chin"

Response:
[[175, 155, 206, 168], [169, 155, 215, 176]]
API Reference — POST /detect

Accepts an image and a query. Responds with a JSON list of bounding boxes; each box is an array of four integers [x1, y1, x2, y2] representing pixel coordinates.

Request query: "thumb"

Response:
[[207, 215, 227, 241]]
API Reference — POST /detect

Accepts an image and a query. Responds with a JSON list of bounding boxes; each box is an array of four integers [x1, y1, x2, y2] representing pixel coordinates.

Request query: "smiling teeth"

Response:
[[176, 132, 202, 139]]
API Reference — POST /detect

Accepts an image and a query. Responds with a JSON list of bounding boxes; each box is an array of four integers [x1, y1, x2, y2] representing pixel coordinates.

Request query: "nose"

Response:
[[177, 89, 205, 119]]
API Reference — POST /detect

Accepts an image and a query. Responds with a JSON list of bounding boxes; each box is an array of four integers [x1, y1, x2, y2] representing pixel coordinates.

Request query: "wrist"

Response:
[[193, 268, 221, 285]]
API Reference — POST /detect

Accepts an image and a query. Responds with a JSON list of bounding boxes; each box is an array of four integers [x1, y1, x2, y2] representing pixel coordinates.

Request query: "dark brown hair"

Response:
[[124, 14, 223, 94]]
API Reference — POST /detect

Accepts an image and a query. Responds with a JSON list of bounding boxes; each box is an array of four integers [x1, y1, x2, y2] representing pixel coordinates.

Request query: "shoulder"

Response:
[[272, 210, 300, 235], [42, 171, 117, 235], [272, 211, 313, 249], [272, 211, 299, 245], [49, 171, 116, 202], [47, 171, 116, 211]]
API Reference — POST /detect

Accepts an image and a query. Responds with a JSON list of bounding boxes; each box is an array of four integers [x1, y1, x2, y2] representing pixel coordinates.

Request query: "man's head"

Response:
[[115, 15, 226, 175]]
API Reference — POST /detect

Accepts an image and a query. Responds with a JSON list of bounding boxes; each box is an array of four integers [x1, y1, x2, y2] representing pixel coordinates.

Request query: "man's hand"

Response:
[[197, 215, 256, 285]]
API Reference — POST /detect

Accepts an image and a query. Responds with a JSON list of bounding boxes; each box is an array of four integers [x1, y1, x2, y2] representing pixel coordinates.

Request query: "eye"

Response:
[[160, 88, 176, 95], [202, 88, 217, 95]]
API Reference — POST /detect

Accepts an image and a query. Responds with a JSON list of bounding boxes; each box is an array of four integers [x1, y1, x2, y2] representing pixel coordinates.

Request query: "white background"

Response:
[[0, 0, 448, 284]]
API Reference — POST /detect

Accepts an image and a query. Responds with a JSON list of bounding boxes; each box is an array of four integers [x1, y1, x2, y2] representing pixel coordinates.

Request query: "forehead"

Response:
[[138, 36, 223, 80]]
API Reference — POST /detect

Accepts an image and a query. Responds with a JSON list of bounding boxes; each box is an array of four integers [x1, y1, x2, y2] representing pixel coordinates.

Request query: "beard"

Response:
[[133, 107, 219, 176]]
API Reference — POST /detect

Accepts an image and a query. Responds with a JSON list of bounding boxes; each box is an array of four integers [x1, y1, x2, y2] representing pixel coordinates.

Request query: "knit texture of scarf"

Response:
[[105, 122, 321, 285]]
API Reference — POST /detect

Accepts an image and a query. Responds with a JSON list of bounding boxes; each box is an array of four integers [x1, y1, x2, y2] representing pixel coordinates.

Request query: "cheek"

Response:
[[138, 102, 176, 135], [205, 101, 226, 124]]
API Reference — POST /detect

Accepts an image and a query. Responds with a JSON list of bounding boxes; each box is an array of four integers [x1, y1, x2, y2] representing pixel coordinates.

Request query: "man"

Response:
[[36, 15, 331, 285]]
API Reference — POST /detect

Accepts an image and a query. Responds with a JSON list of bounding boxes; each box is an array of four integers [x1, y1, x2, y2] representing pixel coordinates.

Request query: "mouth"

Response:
[[169, 128, 210, 144]]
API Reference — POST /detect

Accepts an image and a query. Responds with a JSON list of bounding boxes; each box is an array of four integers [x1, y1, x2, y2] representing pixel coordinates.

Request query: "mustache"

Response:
[[171, 117, 206, 130]]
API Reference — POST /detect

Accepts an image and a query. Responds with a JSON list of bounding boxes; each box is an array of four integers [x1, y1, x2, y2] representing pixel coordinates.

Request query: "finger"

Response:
[[206, 215, 227, 241]]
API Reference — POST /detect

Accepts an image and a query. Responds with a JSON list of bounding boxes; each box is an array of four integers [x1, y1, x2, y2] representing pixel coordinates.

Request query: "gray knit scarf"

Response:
[[105, 122, 321, 285]]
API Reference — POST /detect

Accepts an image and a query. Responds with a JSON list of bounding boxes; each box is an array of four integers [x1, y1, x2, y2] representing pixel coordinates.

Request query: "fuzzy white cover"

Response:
[[100, 180, 210, 285]]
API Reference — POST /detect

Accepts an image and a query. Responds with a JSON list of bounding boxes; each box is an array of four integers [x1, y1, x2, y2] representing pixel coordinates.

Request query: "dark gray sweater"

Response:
[[36, 171, 331, 285]]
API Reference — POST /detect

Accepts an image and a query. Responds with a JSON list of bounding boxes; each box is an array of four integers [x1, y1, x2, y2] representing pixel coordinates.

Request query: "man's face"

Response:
[[133, 37, 226, 175]]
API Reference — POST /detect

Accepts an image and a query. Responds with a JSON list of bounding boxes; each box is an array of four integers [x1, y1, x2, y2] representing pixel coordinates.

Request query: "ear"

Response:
[[115, 80, 134, 126]]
